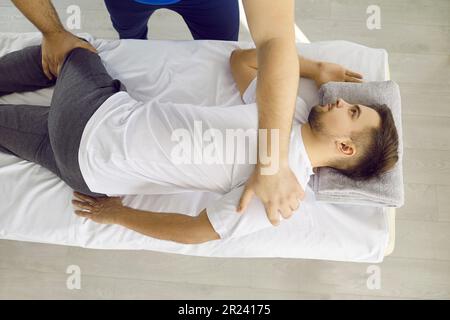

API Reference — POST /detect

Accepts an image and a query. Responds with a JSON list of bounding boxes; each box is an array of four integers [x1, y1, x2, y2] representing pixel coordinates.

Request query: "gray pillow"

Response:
[[308, 80, 404, 207]]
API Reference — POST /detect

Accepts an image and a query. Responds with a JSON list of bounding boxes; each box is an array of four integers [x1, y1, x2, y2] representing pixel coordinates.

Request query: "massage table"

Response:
[[0, 32, 395, 263]]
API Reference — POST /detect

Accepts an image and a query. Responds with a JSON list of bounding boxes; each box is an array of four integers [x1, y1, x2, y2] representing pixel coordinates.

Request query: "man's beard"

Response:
[[308, 105, 324, 135], [307, 105, 342, 169]]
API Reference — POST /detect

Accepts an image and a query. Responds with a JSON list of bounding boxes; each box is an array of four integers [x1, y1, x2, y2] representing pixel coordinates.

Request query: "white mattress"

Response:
[[0, 32, 390, 263]]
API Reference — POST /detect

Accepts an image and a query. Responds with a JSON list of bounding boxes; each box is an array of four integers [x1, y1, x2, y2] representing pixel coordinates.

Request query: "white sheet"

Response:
[[0, 32, 390, 263]]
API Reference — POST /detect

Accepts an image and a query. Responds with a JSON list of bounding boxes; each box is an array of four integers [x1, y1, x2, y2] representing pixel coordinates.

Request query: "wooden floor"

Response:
[[0, 0, 449, 299]]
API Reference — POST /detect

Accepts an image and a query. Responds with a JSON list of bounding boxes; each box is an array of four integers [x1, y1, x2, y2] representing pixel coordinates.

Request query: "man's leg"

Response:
[[0, 45, 60, 176], [0, 45, 55, 96], [0, 44, 108, 196], [0, 104, 61, 178], [172, 0, 240, 41], [104, 0, 157, 39], [48, 48, 124, 197]]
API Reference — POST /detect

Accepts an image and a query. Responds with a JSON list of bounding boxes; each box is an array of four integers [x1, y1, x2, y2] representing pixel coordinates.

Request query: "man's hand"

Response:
[[41, 31, 97, 79], [238, 165, 305, 225], [72, 191, 124, 225], [313, 61, 363, 88]]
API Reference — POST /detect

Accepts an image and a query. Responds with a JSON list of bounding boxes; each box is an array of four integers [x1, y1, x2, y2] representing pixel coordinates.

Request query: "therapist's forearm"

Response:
[[256, 38, 299, 163], [11, 0, 65, 35]]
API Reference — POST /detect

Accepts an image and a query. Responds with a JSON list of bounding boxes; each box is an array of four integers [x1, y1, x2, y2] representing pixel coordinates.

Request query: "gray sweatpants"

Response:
[[0, 45, 125, 197]]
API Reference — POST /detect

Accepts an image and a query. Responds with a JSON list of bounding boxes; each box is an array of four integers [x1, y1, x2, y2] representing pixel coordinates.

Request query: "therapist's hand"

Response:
[[237, 165, 305, 225], [41, 31, 97, 79], [72, 192, 124, 225]]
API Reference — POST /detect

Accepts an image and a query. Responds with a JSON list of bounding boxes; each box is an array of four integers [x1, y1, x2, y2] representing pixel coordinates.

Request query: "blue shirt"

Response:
[[134, 0, 181, 5]]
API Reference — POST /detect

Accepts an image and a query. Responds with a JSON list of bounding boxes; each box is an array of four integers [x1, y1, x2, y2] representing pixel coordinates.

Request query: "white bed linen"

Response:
[[0, 32, 390, 262]]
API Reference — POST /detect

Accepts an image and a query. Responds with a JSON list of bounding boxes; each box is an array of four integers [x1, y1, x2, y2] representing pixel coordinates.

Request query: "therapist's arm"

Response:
[[11, 0, 96, 79], [239, 0, 302, 225], [72, 192, 220, 244]]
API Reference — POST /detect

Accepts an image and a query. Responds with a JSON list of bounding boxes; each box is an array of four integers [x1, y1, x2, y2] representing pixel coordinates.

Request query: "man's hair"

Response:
[[336, 104, 399, 180]]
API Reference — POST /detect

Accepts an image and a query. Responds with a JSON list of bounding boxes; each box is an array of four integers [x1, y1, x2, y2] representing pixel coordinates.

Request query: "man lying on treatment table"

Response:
[[0, 44, 399, 244]]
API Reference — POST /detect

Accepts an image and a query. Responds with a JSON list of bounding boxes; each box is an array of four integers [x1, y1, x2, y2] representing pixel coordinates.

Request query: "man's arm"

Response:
[[230, 49, 321, 97], [72, 192, 219, 244], [11, 0, 96, 79], [114, 208, 220, 244], [230, 48, 364, 97], [238, 0, 302, 225], [229, 50, 258, 98]]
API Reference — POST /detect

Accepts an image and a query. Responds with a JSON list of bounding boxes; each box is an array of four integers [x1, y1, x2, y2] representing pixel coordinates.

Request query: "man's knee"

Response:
[[58, 47, 100, 80], [64, 47, 97, 64]]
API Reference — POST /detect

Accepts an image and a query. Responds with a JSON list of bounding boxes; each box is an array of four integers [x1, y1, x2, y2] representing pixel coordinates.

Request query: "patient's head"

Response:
[[308, 98, 399, 180]]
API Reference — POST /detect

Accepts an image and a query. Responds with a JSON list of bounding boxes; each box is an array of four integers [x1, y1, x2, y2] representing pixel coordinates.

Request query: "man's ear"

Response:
[[336, 139, 355, 156]]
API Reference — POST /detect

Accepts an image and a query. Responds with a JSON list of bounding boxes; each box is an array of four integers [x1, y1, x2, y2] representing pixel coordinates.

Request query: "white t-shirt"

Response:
[[78, 77, 314, 238]]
